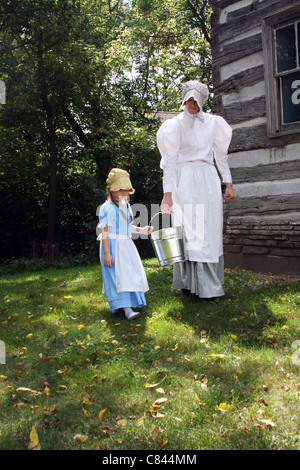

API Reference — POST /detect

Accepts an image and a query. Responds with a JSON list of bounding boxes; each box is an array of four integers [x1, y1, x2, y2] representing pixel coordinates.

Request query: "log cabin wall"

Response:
[[210, 0, 300, 274]]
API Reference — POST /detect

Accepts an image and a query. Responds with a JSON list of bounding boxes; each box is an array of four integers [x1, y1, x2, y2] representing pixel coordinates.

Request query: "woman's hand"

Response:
[[161, 192, 173, 214], [224, 183, 235, 203]]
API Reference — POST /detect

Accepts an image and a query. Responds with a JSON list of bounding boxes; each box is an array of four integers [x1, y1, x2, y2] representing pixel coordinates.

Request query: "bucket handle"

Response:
[[149, 211, 160, 227], [149, 211, 174, 228]]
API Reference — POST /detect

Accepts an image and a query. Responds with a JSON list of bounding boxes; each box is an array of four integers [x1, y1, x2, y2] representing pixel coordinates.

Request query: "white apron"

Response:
[[111, 234, 149, 293], [172, 160, 223, 263]]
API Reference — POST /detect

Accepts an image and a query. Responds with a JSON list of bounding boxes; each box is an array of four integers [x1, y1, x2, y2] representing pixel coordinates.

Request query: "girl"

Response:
[[98, 168, 152, 320]]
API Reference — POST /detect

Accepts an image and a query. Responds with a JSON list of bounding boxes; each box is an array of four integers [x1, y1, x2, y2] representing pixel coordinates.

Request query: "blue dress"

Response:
[[99, 200, 148, 312]]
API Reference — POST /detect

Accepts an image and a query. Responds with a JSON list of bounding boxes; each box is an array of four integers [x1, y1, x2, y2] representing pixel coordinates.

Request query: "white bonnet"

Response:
[[180, 81, 209, 110]]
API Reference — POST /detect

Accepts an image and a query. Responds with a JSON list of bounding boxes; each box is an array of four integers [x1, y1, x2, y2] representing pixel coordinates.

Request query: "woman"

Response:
[[156, 80, 235, 299]]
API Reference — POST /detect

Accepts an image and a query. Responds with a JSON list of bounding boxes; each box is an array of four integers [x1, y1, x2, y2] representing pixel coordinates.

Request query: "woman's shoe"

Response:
[[181, 288, 190, 295]]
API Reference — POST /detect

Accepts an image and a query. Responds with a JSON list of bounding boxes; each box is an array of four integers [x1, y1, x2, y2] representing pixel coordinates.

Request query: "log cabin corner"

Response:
[[210, 0, 300, 274]]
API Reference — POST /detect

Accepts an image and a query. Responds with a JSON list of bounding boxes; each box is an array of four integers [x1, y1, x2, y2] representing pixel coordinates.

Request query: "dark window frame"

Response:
[[262, 5, 300, 137]]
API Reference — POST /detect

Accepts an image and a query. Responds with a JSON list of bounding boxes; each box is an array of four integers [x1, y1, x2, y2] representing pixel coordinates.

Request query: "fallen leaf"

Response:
[[258, 419, 276, 428], [73, 434, 88, 443], [16, 387, 41, 395], [76, 340, 88, 349], [201, 375, 208, 391], [259, 397, 268, 406], [153, 397, 168, 406], [30, 405, 40, 411], [28, 426, 41, 450], [161, 438, 168, 447], [99, 426, 110, 433], [145, 374, 166, 389], [117, 419, 127, 427], [136, 417, 144, 427], [216, 403, 231, 413], [99, 408, 107, 420], [17, 347, 27, 356], [82, 397, 94, 406], [145, 382, 160, 389], [195, 393, 205, 405]]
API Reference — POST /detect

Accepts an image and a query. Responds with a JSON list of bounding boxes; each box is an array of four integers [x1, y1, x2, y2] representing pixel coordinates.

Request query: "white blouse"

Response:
[[157, 109, 233, 193]]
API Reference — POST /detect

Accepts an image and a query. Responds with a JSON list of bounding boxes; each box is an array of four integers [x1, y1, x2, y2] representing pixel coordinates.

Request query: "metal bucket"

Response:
[[150, 212, 185, 267]]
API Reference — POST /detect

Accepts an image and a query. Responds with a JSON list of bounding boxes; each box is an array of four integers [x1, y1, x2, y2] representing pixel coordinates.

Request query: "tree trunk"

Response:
[[44, 98, 58, 257]]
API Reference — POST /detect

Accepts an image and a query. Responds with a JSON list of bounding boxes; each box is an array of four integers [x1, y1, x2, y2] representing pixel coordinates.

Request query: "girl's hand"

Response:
[[104, 253, 114, 267], [140, 225, 153, 235], [132, 225, 153, 235]]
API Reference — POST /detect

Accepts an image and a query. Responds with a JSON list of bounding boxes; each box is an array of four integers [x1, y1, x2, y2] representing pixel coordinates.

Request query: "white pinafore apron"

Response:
[[111, 234, 149, 293], [172, 160, 223, 263]]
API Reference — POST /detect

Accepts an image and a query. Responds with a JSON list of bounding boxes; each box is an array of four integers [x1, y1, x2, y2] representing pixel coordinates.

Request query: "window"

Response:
[[263, 5, 300, 136]]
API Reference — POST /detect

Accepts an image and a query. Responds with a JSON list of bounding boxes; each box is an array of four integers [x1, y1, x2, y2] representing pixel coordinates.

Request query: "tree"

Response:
[[0, 0, 116, 256], [107, 0, 212, 112], [0, 0, 212, 260]]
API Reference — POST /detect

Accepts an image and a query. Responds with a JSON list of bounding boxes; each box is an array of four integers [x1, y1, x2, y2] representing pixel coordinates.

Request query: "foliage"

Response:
[[0, 262, 299, 450], [0, 0, 212, 259]]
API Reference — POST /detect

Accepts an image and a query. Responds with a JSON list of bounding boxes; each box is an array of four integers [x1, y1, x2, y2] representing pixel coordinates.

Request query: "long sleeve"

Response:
[[212, 116, 233, 184], [157, 118, 182, 193]]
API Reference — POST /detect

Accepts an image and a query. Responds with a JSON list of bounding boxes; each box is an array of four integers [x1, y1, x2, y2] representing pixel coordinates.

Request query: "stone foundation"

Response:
[[223, 219, 300, 274]]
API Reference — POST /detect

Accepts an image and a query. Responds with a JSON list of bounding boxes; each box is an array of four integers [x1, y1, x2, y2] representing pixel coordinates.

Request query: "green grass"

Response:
[[0, 259, 299, 450]]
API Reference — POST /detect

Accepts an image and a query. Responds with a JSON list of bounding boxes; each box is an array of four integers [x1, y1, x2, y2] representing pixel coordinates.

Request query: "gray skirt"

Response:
[[173, 256, 225, 299]]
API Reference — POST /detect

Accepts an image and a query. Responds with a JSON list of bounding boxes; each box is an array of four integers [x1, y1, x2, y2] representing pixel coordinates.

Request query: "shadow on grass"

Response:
[[0, 261, 299, 450], [146, 265, 299, 347]]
